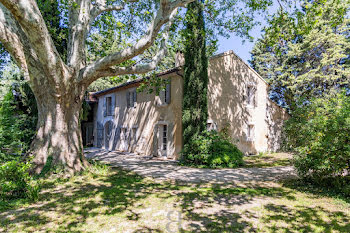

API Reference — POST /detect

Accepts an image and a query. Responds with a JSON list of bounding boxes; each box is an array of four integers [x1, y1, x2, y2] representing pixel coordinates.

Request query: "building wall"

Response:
[[207, 51, 288, 154], [94, 50, 289, 157], [94, 73, 184, 159]]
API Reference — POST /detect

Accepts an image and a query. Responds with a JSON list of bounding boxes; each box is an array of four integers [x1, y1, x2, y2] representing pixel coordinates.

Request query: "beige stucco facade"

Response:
[[92, 50, 289, 159]]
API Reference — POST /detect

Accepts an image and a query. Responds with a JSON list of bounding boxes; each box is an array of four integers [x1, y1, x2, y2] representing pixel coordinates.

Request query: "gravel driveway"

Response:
[[85, 148, 296, 184]]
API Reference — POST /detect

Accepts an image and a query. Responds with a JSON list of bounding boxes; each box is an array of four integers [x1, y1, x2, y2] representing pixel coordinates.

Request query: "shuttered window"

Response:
[[159, 80, 171, 105], [106, 97, 112, 115], [127, 90, 137, 108]]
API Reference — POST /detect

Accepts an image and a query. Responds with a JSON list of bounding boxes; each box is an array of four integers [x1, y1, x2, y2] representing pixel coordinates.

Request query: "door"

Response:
[[120, 128, 129, 151], [157, 125, 168, 157]]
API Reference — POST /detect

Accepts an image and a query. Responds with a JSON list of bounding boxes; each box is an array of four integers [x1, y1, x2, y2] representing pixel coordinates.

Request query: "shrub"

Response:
[[0, 160, 40, 201], [0, 87, 37, 163], [284, 92, 350, 184], [181, 131, 244, 168]]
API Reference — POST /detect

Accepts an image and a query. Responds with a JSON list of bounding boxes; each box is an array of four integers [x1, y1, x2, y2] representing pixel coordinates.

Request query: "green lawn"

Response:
[[1, 164, 349, 232], [243, 153, 292, 168]]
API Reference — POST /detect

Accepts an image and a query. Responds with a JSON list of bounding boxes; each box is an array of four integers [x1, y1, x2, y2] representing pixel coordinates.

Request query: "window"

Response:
[[159, 81, 171, 105], [162, 125, 167, 151], [246, 85, 256, 107], [247, 124, 255, 141], [127, 90, 137, 108], [106, 97, 113, 116]]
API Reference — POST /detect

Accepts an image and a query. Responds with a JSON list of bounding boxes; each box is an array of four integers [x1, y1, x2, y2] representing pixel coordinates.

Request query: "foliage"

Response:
[[0, 160, 40, 201], [250, 0, 350, 110], [0, 87, 37, 163], [37, 0, 68, 61], [182, 0, 209, 144], [284, 92, 350, 190], [181, 131, 244, 168]]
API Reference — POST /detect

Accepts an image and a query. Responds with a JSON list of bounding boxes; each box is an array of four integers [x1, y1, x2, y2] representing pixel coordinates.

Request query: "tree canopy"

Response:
[[250, 0, 350, 110]]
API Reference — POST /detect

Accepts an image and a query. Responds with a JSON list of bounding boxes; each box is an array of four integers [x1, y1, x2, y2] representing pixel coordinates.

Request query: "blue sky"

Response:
[[217, 1, 281, 63]]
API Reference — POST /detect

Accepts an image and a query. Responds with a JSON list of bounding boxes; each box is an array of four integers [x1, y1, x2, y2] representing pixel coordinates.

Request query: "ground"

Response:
[[0, 151, 349, 232]]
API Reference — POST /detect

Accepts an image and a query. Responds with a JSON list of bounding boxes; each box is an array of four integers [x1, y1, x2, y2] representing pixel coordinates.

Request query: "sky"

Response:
[[216, 1, 281, 64]]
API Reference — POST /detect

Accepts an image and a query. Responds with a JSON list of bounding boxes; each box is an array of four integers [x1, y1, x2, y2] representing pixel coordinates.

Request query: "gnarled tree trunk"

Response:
[[30, 80, 89, 174]]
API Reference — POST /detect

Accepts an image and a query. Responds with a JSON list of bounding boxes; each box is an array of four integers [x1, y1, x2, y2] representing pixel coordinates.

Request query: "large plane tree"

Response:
[[0, 0, 275, 174]]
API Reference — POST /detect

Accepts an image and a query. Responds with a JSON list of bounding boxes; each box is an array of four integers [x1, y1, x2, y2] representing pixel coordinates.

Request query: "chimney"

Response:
[[175, 50, 185, 67]]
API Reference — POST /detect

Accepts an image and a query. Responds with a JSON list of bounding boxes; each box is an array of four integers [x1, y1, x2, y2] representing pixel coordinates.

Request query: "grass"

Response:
[[1, 162, 349, 232], [243, 152, 292, 168]]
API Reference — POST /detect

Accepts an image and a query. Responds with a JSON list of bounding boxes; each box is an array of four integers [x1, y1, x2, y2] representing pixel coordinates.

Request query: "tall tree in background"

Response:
[[250, 0, 350, 111], [182, 0, 208, 145]]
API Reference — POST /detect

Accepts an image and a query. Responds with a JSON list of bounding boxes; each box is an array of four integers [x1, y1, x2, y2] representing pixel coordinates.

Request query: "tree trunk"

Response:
[[29, 83, 89, 174]]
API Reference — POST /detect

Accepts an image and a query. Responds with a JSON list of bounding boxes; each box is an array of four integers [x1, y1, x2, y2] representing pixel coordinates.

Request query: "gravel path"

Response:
[[85, 148, 296, 184]]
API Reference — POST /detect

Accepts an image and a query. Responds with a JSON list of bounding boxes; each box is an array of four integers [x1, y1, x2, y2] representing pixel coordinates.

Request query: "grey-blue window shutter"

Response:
[[112, 95, 116, 115], [133, 90, 137, 106], [97, 121, 104, 148], [103, 97, 107, 116], [153, 125, 158, 157], [126, 92, 130, 108], [166, 80, 171, 104]]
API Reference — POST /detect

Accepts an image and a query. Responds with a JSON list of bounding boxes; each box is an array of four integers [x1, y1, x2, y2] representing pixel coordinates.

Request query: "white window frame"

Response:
[[246, 83, 257, 108], [162, 125, 168, 151], [246, 124, 255, 142]]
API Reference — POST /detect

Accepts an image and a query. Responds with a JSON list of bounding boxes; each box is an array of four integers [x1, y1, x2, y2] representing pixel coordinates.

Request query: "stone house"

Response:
[[87, 50, 289, 158]]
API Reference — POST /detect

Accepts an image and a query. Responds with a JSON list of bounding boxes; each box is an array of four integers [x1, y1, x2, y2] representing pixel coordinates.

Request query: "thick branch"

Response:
[[80, 0, 194, 83], [90, 3, 125, 21], [93, 18, 172, 79], [0, 3, 40, 81], [67, 0, 92, 68], [0, 0, 66, 78]]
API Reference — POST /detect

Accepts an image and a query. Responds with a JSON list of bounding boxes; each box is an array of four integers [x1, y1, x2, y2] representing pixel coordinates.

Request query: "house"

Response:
[[88, 50, 289, 158]]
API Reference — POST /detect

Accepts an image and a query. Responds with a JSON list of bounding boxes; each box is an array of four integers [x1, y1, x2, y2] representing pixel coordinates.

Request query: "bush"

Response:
[[284, 92, 350, 183], [181, 131, 244, 168], [0, 87, 37, 163], [0, 160, 40, 201]]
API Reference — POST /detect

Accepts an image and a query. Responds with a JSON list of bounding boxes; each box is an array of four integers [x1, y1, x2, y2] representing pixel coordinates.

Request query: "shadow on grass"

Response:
[[0, 168, 177, 232], [282, 178, 350, 204], [259, 203, 350, 232], [0, 167, 349, 232]]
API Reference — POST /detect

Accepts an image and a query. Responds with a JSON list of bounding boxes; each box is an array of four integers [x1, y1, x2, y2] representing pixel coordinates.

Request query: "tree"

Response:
[[250, 0, 350, 111], [0, 0, 277, 174], [182, 0, 208, 144]]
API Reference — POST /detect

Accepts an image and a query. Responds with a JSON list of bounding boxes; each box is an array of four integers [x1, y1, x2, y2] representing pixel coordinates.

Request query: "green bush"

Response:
[[180, 131, 244, 168], [284, 92, 350, 185], [0, 87, 37, 163], [0, 160, 40, 201]]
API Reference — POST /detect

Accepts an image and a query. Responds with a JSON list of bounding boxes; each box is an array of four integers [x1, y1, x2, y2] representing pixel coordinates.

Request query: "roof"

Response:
[[92, 67, 180, 97], [92, 50, 270, 97]]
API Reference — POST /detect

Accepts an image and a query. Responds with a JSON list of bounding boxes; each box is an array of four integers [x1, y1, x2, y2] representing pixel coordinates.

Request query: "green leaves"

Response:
[[285, 92, 350, 186], [250, 0, 350, 110]]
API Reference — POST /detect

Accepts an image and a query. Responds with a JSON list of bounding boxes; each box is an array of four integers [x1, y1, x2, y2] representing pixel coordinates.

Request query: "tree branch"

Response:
[[80, 0, 194, 84], [92, 13, 174, 79], [0, 3, 38, 80], [0, 0, 66, 78]]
